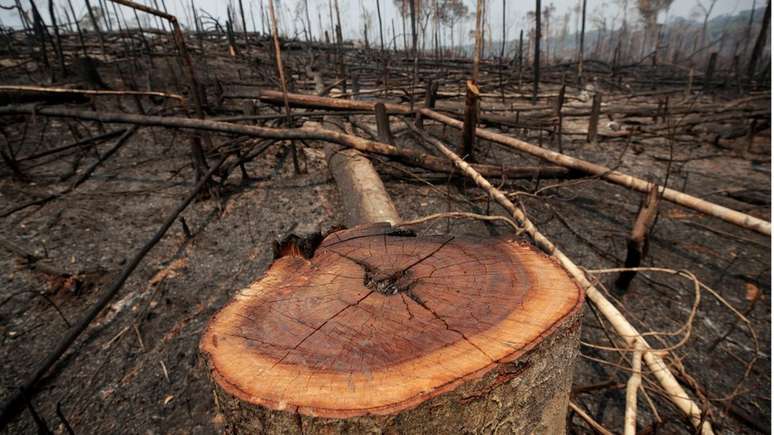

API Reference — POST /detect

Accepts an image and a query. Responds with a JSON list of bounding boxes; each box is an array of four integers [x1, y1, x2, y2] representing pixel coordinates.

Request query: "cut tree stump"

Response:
[[200, 223, 584, 433], [201, 117, 584, 433]]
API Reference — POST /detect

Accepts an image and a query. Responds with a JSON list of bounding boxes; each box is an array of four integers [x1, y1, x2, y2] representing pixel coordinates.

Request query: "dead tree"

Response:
[[376, 0, 385, 51], [533, 0, 542, 104], [555, 82, 565, 152], [747, 0, 770, 83], [615, 186, 660, 292], [303, 0, 313, 43], [238, 0, 248, 44], [587, 92, 601, 143], [704, 52, 717, 92], [409, 0, 419, 110], [461, 80, 480, 161], [374, 103, 395, 145], [47, 0, 67, 76], [577, 0, 586, 83], [516, 29, 524, 88]]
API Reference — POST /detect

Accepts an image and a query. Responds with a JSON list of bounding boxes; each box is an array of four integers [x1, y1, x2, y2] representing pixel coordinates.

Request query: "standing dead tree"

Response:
[[577, 0, 587, 83], [409, 0, 419, 110], [615, 186, 660, 292], [109, 0, 211, 182], [533, 0, 541, 103], [747, 0, 771, 83], [461, 0, 484, 161], [637, 0, 673, 60], [267, 0, 301, 174]]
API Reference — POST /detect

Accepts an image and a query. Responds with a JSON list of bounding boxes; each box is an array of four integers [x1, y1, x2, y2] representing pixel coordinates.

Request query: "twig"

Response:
[[569, 401, 615, 435], [0, 85, 185, 102], [397, 212, 523, 235]]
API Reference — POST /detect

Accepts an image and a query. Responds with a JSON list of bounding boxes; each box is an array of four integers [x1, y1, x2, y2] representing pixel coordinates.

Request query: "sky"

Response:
[[0, 0, 759, 45]]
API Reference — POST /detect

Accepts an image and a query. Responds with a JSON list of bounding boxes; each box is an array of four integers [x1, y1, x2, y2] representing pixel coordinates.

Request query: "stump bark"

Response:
[[201, 223, 583, 434]]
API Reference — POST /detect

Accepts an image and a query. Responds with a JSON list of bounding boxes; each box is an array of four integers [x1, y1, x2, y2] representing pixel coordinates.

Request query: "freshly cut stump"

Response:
[[201, 223, 584, 434]]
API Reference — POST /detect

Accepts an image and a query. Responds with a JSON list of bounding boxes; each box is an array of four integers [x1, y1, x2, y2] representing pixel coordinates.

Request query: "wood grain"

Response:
[[201, 224, 583, 419]]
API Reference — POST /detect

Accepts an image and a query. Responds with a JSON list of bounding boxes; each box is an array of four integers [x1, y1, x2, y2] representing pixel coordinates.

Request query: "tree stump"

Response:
[[200, 223, 584, 434]]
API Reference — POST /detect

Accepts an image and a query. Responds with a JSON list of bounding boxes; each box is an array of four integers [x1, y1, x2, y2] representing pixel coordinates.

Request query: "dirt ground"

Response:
[[0, 41, 770, 434]]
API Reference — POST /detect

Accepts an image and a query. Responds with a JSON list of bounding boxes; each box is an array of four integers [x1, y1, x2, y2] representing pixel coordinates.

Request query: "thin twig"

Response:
[[397, 212, 523, 235]]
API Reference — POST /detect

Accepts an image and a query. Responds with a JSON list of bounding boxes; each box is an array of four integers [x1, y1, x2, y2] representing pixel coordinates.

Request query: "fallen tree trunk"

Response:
[[257, 88, 412, 114], [325, 143, 400, 226], [251, 90, 770, 235], [1, 103, 764, 235], [0, 105, 576, 182], [0, 85, 185, 103], [417, 108, 770, 236]]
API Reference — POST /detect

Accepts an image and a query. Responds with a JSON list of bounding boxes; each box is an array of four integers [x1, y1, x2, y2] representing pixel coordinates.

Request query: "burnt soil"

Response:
[[0, 40, 770, 434]]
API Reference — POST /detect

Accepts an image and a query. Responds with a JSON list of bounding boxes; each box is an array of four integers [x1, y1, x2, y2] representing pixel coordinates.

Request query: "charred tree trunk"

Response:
[[747, 0, 770, 83], [555, 83, 565, 153], [409, 0, 419, 110], [577, 0, 586, 84], [587, 92, 601, 143], [47, 0, 67, 76], [414, 80, 438, 129], [238, 0, 249, 45], [533, 0, 542, 104], [461, 80, 480, 161], [704, 52, 718, 93], [615, 186, 659, 293], [376, 0, 385, 52], [374, 103, 395, 145], [517, 29, 524, 88]]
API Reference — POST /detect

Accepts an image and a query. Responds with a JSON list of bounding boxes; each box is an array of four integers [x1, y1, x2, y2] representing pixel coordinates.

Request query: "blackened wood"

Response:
[[461, 80, 480, 161], [556, 83, 565, 152], [238, 0, 249, 45], [587, 92, 601, 143], [533, 0, 541, 104], [747, 0, 770, 82], [615, 186, 659, 293], [415, 80, 438, 128], [47, 0, 68, 75], [376, 0, 385, 51], [577, 0, 586, 83], [704, 52, 717, 92], [17, 129, 126, 162], [374, 103, 394, 145]]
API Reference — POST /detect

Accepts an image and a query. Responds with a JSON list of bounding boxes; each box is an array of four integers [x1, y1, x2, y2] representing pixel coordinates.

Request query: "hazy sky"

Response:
[[1, 0, 759, 43]]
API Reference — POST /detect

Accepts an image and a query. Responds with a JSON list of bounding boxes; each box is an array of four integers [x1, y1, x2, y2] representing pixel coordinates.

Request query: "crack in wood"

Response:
[[266, 290, 375, 371], [330, 237, 455, 296], [403, 286, 495, 363]]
